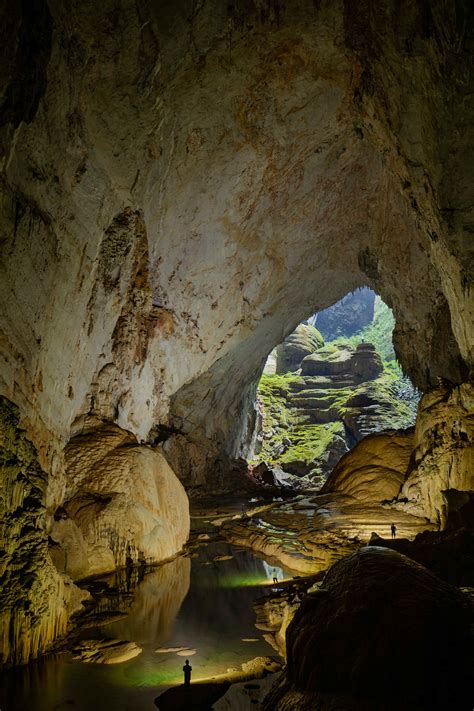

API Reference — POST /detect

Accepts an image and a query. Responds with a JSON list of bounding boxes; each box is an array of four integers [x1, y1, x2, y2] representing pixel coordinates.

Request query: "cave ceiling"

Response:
[[0, 0, 472, 458]]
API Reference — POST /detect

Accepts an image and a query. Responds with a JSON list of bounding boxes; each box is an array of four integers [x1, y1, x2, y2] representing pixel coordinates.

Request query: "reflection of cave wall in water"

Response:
[[102, 556, 191, 647], [314, 288, 376, 340]]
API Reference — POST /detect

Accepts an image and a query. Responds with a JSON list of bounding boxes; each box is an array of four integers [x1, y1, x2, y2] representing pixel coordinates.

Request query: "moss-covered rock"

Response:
[[275, 324, 324, 374], [254, 341, 417, 484]]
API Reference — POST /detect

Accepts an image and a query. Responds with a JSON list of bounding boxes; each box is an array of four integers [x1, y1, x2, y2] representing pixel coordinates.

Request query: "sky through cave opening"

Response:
[[247, 288, 420, 487]]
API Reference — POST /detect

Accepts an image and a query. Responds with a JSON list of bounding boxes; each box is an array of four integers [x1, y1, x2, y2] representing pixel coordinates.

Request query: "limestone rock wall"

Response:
[[0, 397, 87, 665], [314, 287, 376, 340], [399, 382, 474, 527]]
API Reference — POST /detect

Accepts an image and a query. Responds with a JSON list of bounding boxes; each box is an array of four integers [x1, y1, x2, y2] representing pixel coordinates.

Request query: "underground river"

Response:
[[1, 540, 291, 711]]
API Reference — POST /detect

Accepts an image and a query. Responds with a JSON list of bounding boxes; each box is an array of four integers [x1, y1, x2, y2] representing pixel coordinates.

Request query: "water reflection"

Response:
[[105, 556, 191, 646], [1, 545, 287, 711]]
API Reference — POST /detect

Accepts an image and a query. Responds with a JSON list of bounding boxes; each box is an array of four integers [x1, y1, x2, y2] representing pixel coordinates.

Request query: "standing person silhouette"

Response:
[[272, 569, 278, 585], [183, 659, 192, 686], [391, 523, 397, 539]]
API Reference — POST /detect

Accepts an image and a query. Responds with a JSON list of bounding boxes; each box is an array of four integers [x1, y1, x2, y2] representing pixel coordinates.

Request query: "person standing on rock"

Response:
[[391, 523, 397, 539], [183, 659, 192, 686], [272, 569, 278, 585]]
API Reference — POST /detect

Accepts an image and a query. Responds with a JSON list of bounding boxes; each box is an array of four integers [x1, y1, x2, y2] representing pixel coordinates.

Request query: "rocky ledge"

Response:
[[263, 547, 474, 711]]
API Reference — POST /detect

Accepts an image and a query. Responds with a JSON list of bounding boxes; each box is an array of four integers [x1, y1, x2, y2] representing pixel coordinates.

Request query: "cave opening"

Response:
[[247, 287, 420, 488]]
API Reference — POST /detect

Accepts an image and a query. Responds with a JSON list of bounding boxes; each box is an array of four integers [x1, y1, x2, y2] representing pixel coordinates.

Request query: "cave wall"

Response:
[[0, 0, 473, 662], [0, 397, 87, 665]]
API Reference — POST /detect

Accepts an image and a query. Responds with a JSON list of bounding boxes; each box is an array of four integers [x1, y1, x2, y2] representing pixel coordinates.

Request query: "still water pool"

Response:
[[1, 543, 290, 711]]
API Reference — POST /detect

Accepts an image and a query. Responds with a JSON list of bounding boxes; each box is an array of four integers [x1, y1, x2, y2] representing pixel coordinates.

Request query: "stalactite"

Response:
[[0, 397, 79, 665]]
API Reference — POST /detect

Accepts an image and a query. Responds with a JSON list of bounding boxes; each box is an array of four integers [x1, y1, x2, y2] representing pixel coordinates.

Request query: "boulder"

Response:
[[50, 423, 190, 580], [321, 429, 414, 503], [264, 547, 473, 710], [276, 325, 324, 374]]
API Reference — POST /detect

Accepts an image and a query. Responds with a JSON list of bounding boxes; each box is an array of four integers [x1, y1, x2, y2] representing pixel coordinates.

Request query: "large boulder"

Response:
[[264, 547, 473, 710], [276, 324, 324, 374], [321, 429, 414, 503], [301, 344, 383, 382], [50, 423, 190, 580]]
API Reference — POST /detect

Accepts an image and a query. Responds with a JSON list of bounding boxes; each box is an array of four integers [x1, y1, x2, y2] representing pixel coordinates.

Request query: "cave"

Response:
[[0, 2, 473, 710]]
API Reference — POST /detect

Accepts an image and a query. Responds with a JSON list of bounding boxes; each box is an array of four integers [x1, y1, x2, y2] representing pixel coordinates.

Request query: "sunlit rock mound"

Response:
[[321, 429, 413, 502], [264, 547, 473, 711], [50, 422, 190, 581]]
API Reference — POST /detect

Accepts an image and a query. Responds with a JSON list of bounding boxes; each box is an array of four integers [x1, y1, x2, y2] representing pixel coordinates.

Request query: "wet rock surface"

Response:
[[71, 638, 142, 664], [155, 655, 281, 711], [219, 494, 434, 574], [264, 547, 474, 711]]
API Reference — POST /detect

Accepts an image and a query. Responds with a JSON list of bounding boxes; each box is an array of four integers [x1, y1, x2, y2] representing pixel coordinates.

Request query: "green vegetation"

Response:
[[278, 423, 344, 466], [252, 294, 420, 480], [330, 296, 395, 361]]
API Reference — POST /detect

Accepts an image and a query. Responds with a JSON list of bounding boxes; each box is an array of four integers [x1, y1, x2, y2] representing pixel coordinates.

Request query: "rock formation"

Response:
[[0, 0, 472, 664], [301, 342, 383, 380], [398, 381, 474, 527], [255, 343, 414, 481], [275, 324, 324, 374], [322, 429, 414, 502], [264, 547, 474, 710], [0, 398, 88, 665], [50, 422, 190, 581]]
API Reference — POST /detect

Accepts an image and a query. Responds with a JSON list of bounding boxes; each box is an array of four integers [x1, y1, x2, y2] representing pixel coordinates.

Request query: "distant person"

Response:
[[391, 523, 397, 539], [272, 569, 278, 585], [183, 659, 192, 686]]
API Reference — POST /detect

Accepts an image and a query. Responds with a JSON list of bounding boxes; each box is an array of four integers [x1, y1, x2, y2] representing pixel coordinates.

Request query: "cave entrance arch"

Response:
[[248, 289, 420, 487]]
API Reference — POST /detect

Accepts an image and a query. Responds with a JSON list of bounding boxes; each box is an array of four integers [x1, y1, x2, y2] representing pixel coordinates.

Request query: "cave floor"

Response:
[[200, 493, 437, 575]]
